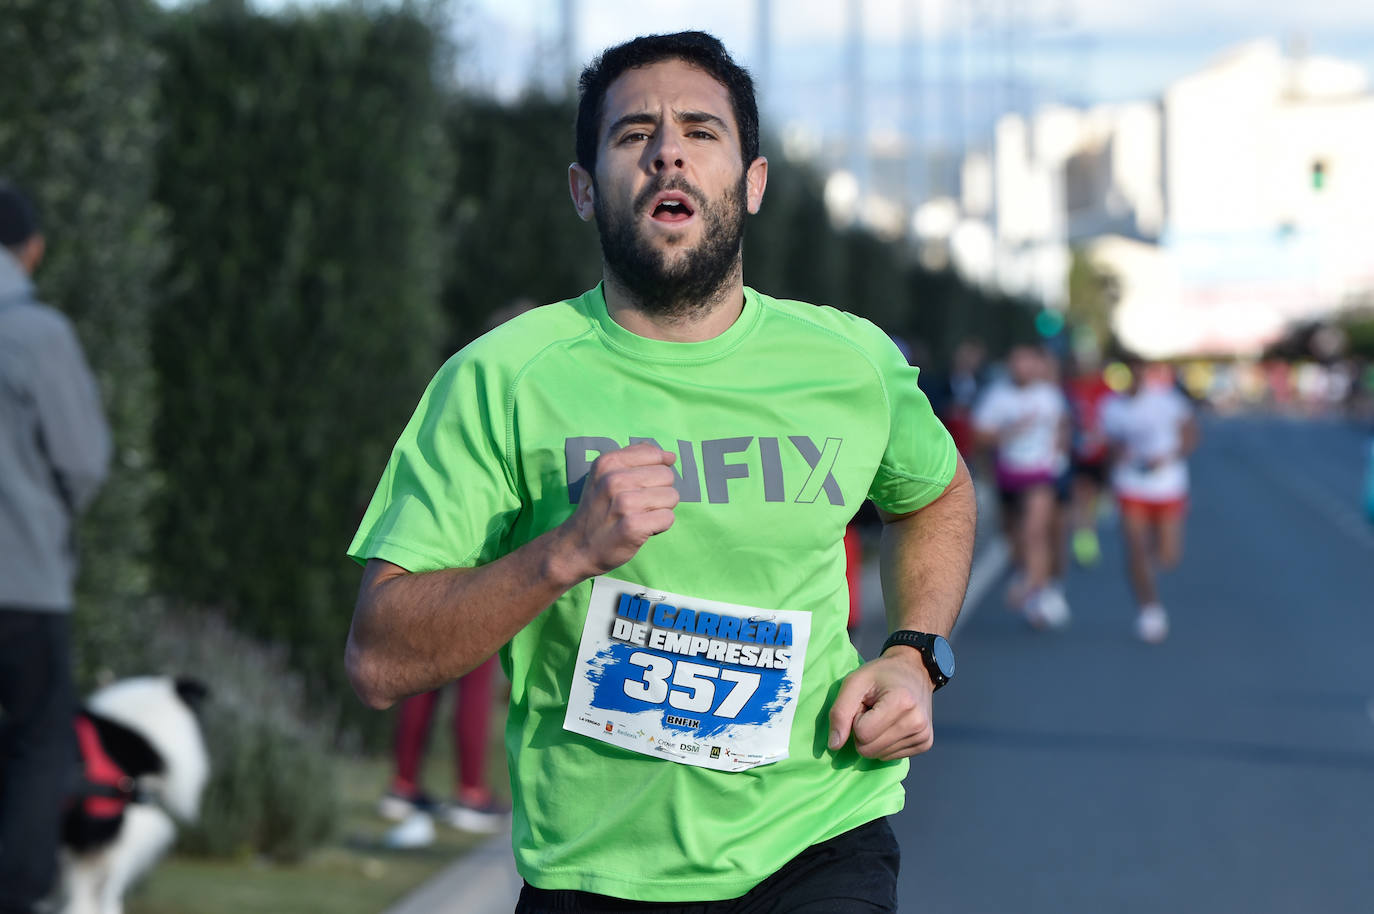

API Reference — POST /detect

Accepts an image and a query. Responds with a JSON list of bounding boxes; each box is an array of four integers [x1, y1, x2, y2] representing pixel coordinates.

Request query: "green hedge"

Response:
[[439, 93, 601, 349], [151, 3, 449, 732], [0, 0, 167, 684]]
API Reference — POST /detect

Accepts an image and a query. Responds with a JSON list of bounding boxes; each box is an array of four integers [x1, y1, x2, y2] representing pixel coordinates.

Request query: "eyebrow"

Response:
[[605, 109, 732, 139]]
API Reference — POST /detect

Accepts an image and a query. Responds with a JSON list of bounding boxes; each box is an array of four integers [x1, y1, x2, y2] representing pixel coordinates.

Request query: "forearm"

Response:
[[346, 527, 585, 709], [347, 442, 681, 710], [877, 457, 977, 639], [829, 458, 976, 759], [1179, 417, 1200, 458]]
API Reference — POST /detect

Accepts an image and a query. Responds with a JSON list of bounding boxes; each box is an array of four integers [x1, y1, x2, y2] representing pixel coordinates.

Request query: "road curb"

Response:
[[381, 827, 521, 914]]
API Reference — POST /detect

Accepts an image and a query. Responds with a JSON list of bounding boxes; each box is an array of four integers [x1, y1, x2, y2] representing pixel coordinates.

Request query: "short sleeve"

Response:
[[348, 351, 522, 572], [1169, 389, 1193, 423], [860, 323, 958, 514], [971, 386, 1005, 434], [1099, 395, 1124, 440], [1052, 387, 1069, 420]]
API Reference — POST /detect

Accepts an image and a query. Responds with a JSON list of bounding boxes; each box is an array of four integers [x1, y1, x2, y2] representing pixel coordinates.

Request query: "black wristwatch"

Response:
[[881, 630, 955, 691]]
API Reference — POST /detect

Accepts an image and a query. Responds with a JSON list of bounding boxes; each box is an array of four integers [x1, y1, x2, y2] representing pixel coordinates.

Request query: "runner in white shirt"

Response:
[[1100, 360, 1200, 643], [973, 345, 1071, 628]]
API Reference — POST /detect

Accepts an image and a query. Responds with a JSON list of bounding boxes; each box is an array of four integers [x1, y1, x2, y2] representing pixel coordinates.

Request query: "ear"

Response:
[[83, 711, 165, 776], [17, 234, 44, 274], [569, 163, 596, 222], [174, 677, 210, 711], [745, 156, 768, 215]]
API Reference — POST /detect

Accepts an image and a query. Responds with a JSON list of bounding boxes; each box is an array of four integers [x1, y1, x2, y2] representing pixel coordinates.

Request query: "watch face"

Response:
[[932, 636, 956, 678]]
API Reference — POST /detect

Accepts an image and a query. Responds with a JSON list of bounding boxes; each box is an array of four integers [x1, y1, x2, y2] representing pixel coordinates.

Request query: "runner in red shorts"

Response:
[[1101, 360, 1199, 643]]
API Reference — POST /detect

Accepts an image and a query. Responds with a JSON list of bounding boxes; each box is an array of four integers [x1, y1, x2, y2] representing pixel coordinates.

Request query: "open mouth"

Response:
[[649, 193, 696, 223]]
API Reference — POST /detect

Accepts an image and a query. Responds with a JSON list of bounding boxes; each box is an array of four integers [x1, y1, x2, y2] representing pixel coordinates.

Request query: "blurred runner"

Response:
[[1064, 352, 1114, 567], [1363, 433, 1374, 525], [378, 657, 509, 836], [974, 344, 1071, 628], [1101, 360, 1200, 643], [926, 338, 987, 461]]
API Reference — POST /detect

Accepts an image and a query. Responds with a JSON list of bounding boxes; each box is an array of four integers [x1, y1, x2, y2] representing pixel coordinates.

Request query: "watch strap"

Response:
[[881, 629, 951, 690]]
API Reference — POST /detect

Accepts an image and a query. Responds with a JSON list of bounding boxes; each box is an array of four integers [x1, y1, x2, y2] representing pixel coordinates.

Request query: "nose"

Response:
[[651, 131, 685, 172]]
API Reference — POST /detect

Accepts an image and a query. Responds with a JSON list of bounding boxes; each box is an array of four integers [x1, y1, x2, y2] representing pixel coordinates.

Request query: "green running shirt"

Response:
[[348, 285, 957, 901]]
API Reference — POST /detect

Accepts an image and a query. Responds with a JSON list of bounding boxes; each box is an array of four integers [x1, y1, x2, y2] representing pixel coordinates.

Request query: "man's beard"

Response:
[[595, 173, 748, 321]]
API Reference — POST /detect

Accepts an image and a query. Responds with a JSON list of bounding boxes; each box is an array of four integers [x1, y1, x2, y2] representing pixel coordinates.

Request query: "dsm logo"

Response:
[[709, 746, 721, 759], [678, 743, 700, 754]]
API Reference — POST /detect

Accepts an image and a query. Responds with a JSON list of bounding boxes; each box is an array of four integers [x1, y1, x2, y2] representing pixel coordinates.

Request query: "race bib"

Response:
[[563, 576, 812, 772]]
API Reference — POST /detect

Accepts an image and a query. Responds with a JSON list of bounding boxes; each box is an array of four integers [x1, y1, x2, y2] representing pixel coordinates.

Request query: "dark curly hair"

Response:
[[575, 31, 760, 174]]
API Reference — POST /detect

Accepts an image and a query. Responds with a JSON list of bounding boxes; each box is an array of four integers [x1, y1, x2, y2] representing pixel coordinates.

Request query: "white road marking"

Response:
[[952, 536, 1010, 640], [1238, 449, 1374, 550]]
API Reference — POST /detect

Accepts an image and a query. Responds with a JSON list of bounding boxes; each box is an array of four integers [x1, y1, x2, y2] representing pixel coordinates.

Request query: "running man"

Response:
[[1101, 360, 1199, 643], [1064, 351, 1114, 566], [345, 32, 977, 912], [973, 344, 1071, 628]]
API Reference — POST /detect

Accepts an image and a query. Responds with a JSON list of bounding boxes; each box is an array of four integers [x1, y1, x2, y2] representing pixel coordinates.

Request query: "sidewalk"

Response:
[[384, 481, 1005, 914]]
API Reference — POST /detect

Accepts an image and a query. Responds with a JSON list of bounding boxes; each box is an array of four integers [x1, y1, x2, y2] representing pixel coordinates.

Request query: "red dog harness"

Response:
[[72, 713, 139, 819]]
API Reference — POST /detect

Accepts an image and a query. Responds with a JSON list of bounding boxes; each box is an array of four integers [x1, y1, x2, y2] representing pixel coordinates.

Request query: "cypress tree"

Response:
[[153, 4, 449, 722], [0, 0, 166, 683]]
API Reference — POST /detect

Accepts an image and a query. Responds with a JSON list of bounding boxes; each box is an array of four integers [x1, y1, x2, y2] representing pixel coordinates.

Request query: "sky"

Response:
[[237, 0, 1374, 157], [469, 0, 1374, 49], [444, 0, 1374, 151]]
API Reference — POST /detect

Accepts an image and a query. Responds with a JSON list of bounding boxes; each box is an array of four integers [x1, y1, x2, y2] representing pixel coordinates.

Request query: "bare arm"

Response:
[[1179, 413, 1200, 458], [828, 455, 977, 759], [876, 455, 977, 639], [346, 443, 680, 709]]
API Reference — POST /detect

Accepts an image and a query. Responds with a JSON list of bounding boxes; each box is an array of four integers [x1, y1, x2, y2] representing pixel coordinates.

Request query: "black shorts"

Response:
[[997, 481, 1055, 515], [1071, 458, 1108, 487], [514, 816, 900, 913]]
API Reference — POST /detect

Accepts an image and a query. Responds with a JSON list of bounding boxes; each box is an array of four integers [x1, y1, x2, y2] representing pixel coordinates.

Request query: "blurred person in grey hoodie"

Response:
[[0, 181, 111, 914]]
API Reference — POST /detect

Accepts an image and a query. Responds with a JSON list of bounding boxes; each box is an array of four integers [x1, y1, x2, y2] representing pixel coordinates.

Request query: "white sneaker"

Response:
[[377, 789, 437, 822], [1135, 604, 1169, 644], [1023, 587, 1070, 630], [1037, 585, 1071, 629], [440, 796, 511, 834], [383, 811, 436, 849]]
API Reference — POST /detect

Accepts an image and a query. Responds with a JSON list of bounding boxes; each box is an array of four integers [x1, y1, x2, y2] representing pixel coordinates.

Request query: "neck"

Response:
[[601, 261, 746, 343]]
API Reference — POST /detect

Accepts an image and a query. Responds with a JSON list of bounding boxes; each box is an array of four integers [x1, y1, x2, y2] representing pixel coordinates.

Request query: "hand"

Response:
[[828, 649, 935, 760], [556, 443, 680, 581], [999, 415, 1035, 444], [1140, 453, 1172, 472]]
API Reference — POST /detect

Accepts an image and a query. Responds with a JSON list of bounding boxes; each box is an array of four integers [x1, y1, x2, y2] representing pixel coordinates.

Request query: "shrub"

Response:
[[132, 611, 340, 861]]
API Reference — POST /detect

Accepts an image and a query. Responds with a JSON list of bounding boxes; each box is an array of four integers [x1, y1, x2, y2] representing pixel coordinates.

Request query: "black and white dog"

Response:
[[59, 676, 210, 914]]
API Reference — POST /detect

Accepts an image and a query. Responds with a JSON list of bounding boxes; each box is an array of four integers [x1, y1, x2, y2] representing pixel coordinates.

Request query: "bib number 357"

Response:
[[622, 652, 760, 719]]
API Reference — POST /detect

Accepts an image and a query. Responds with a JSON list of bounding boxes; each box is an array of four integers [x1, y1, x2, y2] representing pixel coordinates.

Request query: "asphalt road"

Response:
[[870, 415, 1374, 914]]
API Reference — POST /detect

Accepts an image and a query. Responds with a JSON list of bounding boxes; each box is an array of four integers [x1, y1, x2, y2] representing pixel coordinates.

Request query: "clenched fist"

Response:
[[558, 442, 681, 580]]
